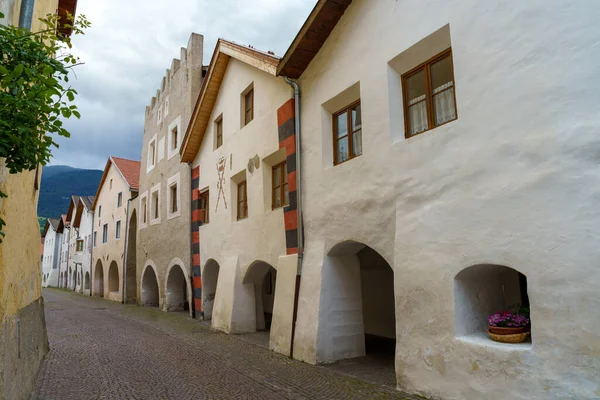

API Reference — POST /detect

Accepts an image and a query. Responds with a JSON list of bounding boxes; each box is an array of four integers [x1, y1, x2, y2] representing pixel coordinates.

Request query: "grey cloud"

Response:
[[50, 0, 315, 170]]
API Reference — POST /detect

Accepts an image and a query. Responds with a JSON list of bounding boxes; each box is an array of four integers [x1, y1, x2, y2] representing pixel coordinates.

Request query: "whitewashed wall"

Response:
[[292, 0, 600, 399]]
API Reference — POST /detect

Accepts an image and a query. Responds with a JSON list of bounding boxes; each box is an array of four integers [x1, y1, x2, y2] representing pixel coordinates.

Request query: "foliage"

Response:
[[488, 306, 531, 328], [0, 11, 90, 242], [38, 216, 47, 234]]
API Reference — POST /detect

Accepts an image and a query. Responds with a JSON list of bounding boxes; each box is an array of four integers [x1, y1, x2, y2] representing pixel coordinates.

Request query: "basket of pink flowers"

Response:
[[487, 306, 531, 343]]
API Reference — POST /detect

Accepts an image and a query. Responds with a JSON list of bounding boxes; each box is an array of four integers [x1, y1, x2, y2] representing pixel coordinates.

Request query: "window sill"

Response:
[[149, 218, 161, 226], [455, 332, 532, 351], [167, 211, 181, 221], [236, 217, 248, 222]]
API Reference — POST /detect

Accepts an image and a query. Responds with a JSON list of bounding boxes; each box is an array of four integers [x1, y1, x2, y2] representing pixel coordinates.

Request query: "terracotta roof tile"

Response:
[[111, 156, 141, 190]]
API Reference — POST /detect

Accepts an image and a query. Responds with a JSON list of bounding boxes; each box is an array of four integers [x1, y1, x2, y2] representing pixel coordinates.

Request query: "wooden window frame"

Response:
[[401, 48, 457, 139], [244, 89, 254, 126], [237, 180, 248, 220], [199, 190, 209, 224], [215, 116, 223, 149], [271, 161, 289, 210], [332, 100, 362, 166]]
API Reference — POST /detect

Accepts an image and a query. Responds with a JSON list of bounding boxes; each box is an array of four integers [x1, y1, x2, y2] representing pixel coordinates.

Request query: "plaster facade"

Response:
[[287, 1, 600, 399], [92, 158, 138, 302], [188, 50, 296, 354], [58, 218, 70, 289], [72, 196, 94, 295], [134, 33, 203, 313]]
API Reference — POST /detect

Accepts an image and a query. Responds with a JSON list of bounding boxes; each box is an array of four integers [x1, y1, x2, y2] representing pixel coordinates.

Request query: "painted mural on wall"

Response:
[[216, 156, 227, 211]]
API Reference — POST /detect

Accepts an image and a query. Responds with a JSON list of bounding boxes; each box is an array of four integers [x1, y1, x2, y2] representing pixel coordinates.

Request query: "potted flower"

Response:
[[487, 306, 531, 343]]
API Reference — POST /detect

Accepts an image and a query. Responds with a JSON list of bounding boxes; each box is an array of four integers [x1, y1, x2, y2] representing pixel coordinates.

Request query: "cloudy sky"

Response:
[[51, 0, 315, 170]]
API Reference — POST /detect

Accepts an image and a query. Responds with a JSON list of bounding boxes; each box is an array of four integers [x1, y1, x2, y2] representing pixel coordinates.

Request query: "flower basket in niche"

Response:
[[487, 307, 530, 343]]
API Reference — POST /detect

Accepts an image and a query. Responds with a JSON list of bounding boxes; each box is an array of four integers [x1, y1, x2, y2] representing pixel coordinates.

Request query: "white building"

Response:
[[57, 215, 69, 288], [72, 196, 95, 295], [272, 1, 600, 399], [41, 218, 62, 287], [180, 39, 292, 345]]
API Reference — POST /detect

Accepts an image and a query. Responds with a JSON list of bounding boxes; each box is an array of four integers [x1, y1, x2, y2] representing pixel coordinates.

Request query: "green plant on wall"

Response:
[[0, 11, 90, 242]]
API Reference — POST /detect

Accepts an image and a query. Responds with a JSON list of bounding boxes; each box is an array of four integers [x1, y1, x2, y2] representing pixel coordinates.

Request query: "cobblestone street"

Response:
[[32, 289, 415, 400]]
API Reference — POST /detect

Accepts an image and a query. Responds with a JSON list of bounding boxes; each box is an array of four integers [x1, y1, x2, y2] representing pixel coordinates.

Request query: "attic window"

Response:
[[242, 83, 254, 127]]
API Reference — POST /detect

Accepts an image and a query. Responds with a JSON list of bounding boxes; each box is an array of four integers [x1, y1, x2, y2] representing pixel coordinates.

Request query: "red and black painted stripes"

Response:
[[190, 165, 203, 317]]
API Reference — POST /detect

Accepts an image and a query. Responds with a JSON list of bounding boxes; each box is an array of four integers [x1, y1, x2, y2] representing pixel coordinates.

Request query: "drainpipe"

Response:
[[122, 194, 138, 304], [187, 161, 196, 319], [18, 0, 35, 30], [89, 212, 95, 296], [283, 77, 303, 359]]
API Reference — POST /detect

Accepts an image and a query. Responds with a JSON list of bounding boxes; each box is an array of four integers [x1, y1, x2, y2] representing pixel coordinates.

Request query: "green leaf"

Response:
[[11, 64, 24, 78]]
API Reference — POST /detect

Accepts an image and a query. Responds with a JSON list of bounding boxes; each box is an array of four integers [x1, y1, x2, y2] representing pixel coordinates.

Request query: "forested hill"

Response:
[[38, 165, 102, 219]]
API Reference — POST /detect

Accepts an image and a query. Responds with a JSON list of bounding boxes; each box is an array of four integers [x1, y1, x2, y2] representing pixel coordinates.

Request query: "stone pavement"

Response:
[[32, 289, 419, 400]]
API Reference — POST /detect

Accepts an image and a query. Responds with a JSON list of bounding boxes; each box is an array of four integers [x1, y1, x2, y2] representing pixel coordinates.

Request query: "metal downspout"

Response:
[[122, 195, 137, 304], [284, 77, 303, 359], [89, 215, 93, 296], [18, 0, 35, 30]]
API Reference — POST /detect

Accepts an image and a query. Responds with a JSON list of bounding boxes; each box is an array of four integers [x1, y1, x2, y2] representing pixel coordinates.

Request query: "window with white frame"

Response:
[[147, 135, 157, 172], [168, 117, 181, 159], [102, 224, 108, 243], [150, 184, 161, 224], [117, 192, 122, 207], [115, 220, 121, 239], [167, 173, 180, 219], [139, 191, 148, 228]]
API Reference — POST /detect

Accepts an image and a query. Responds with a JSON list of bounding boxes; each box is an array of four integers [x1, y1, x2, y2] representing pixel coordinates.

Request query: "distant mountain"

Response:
[[38, 165, 103, 219]]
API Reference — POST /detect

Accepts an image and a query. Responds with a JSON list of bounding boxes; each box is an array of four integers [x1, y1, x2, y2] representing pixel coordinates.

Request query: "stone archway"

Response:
[[93, 260, 104, 298], [126, 210, 137, 303], [141, 264, 159, 307], [319, 241, 396, 362], [243, 261, 277, 332], [108, 261, 119, 294], [202, 259, 221, 320], [165, 262, 190, 312]]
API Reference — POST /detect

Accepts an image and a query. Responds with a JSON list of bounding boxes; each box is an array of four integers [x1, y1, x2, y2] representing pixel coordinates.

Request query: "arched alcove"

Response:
[[243, 261, 277, 332], [454, 264, 530, 340], [202, 259, 221, 320], [126, 210, 137, 303], [93, 260, 104, 298], [166, 264, 188, 312], [320, 240, 396, 362], [108, 261, 119, 293], [141, 265, 159, 307], [84, 272, 90, 290]]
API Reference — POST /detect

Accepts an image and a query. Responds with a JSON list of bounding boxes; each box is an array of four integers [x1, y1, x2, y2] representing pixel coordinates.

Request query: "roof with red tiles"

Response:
[[111, 156, 141, 190]]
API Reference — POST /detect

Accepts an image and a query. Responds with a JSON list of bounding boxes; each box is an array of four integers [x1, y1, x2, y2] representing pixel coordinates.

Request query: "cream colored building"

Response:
[[133, 33, 203, 313], [41, 217, 62, 287], [92, 156, 140, 302], [270, 0, 600, 399], [72, 196, 94, 294], [180, 39, 298, 352], [0, 1, 78, 399]]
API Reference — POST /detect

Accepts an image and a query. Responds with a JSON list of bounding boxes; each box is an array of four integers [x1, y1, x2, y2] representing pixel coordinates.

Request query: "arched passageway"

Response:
[[166, 265, 189, 312], [94, 260, 104, 297], [84, 272, 90, 290], [141, 266, 159, 307], [243, 261, 277, 332], [320, 241, 396, 362], [126, 210, 137, 303], [454, 264, 530, 340], [202, 260, 220, 320], [108, 261, 119, 294]]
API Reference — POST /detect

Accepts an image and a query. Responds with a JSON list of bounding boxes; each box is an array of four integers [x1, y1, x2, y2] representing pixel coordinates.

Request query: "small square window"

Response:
[[115, 220, 121, 239], [76, 240, 84, 252], [117, 192, 122, 207], [215, 116, 223, 149], [402, 49, 457, 138], [272, 162, 289, 209], [237, 181, 248, 220], [333, 101, 362, 165]]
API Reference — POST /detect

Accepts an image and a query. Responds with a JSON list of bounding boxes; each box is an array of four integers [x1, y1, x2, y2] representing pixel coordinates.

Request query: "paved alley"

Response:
[[32, 289, 414, 400]]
